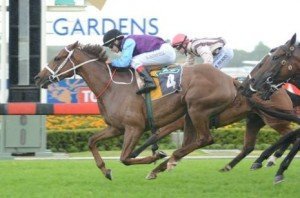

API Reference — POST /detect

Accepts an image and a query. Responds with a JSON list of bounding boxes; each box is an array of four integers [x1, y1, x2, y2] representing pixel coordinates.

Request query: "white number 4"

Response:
[[166, 74, 176, 89]]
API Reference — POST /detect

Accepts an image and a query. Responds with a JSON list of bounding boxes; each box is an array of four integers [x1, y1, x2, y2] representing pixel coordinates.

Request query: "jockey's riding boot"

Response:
[[136, 66, 156, 95]]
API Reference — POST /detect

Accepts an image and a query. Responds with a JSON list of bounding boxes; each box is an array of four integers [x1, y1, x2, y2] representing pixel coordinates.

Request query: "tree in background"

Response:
[[231, 42, 270, 67]]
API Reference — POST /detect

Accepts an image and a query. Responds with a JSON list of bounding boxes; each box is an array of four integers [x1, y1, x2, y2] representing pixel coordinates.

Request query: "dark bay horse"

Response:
[[238, 49, 300, 168], [247, 33, 300, 99], [34, 41, 299, 180], [244, 34, 300, 183]]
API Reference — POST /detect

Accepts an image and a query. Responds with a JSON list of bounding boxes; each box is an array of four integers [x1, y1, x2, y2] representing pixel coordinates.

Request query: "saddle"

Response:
[[136, 65, 183, 100]]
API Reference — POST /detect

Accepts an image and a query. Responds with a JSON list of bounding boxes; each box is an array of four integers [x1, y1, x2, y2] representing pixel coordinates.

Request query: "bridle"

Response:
[[44, 47, 98, 82], [44, 46, 135, 99], [248, 45, 296, 95], [262, 45, 295, 93]]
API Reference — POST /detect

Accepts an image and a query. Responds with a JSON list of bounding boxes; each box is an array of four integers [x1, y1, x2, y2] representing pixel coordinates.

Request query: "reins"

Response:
[[96, 63, 134, 99], [247, 45, 295, 94], [45, 46, 134, 99], [96, 68, 117, 99]]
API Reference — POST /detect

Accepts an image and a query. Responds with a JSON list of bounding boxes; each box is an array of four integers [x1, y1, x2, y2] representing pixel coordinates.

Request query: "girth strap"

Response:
[[144, 93, 159, 154]]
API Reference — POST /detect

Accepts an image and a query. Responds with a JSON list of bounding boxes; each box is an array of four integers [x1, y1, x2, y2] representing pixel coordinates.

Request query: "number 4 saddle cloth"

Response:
[[136, 65, 183, 100]]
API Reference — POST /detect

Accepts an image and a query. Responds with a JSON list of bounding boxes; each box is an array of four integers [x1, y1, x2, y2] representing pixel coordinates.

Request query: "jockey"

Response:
[[103, 29, 176, 95], [171, 34, 234, 69]]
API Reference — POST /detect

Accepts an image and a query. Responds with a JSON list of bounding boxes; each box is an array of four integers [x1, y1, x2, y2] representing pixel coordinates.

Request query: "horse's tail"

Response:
[[248, 98, 300, 124]]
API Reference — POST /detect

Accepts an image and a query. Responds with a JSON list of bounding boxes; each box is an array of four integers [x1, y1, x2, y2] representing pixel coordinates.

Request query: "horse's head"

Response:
[[35, 41, 107, 88], [247, 33, 300, 100], [34, 41, 80, 88], [240, 51, 273, 97]]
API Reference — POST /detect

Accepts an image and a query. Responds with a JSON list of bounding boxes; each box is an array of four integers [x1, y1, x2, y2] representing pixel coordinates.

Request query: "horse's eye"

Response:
[[54, 57, 61, 61], [272, 56, 279, 60]]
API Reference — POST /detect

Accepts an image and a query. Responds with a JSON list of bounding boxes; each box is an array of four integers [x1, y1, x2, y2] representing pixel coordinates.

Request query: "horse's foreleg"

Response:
[[251, 130, 298, 170], [88, 127, 123, 180], [220, 114, 264, 172], [264, 119, 293, 167], [266, 123, 292, 167], [274, 137, 300, 184], [266, 142, 291, 167]]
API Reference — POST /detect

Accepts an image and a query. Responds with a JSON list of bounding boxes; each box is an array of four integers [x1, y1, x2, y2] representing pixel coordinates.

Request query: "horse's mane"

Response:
[[80, 44, 108, 62]]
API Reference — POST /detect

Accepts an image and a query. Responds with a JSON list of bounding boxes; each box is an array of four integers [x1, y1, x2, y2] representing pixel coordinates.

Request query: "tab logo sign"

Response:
[[77, 87, 97, 103]]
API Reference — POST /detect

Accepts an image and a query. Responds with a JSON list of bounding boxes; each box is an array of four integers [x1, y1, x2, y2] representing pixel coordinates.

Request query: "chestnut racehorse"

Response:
[[133, 54, 299, 179], [34, 42, 299, 180]]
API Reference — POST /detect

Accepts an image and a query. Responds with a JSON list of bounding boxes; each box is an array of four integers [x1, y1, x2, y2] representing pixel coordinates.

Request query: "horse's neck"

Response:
[[78, 62, 135, 102]]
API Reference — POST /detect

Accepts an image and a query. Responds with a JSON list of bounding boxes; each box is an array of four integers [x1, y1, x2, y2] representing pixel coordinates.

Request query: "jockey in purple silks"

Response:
[[103, 29, 176, 95]]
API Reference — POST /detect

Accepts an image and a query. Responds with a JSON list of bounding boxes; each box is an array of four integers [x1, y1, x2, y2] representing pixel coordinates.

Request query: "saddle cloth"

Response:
[[136, 65, 183, 100]]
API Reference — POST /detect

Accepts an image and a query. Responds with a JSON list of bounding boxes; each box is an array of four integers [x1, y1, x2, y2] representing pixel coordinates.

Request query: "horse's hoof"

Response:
[[146, 172, 157, 180], [219, 165, 232, 172], [156, 151, 167, 159], [250, 162, 262, 170], [266, 161, 275, 167], [167, 161, 177, 171], [105, 169, 112, 180], [274, 175, 284, 184]]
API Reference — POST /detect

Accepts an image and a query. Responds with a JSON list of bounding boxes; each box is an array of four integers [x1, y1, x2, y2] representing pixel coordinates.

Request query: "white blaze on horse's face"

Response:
[[44, 47, 76, 82], [44, 46, 100, 84]]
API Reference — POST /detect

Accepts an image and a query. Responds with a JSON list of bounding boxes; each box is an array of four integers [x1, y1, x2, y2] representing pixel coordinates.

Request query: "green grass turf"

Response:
[[1, 158, 299, 198], [68, 149, 263, 157]]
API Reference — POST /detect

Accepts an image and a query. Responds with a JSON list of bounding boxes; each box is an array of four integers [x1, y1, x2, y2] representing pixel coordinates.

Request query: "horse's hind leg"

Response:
[[130, 117, 184, 158], [251, 130, 298, 170], [119, 126, 167, 166], [146, 114, 197, 179], [220, 113, 264, 172], [146, 114, 213, 179], [167, 113, 213, 170], [274, 137, 300, 184], [88, 126, 123, 180], [181, 114, 197, 147]]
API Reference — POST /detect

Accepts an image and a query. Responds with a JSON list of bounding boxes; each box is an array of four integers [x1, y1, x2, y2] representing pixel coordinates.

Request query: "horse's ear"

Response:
[[70, 41, 79, 49], [290, 33, 297, 45]]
